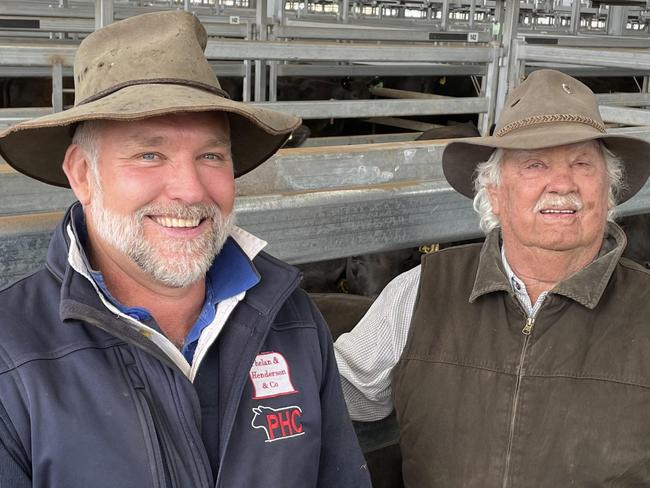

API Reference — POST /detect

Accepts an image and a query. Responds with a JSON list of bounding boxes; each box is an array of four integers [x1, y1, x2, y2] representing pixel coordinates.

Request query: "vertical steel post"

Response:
[[479, 44, 500, 135], [95, 0, 114, 30], [342, 0, 350, 23], [469, 0, 476, 28], [243, 23, 253, 102], [606, 6, 627, 36], [494, 0, 519, 116], [570, 0, 581, 34], [269, 61, 278, 102], [57, 0, 69, 39], [441, 0, 450, 30], [255, 0, 268, 102], [52, 62, 64, 113]]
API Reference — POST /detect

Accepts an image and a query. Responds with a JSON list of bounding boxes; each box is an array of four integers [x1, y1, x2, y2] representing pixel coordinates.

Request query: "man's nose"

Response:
[[547, 164, 578, 194], [164, 158, 207, 204]]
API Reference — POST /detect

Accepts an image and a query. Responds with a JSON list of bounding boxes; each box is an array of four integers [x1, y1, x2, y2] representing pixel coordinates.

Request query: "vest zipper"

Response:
[[522, 317, 534, 335], [502, 315, 536, 488]]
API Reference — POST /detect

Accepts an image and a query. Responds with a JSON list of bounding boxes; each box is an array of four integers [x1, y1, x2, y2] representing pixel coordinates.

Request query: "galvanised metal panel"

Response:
[[596, 93, 650, 107], [253, 97, 489, 119], [0, 165, 74, 216], [0, 41, 76, 66], [600, 105, 650, 126], [0, 40, 495, 66], [518, 43, 650, 71], [204, 40, 496, 63], [0, 98, 488, 125], [0, 212, 62, 287]]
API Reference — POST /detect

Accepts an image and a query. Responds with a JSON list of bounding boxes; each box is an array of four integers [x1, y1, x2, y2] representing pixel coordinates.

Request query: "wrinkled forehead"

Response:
[[503, 140, 603, 162], [107, 111, 229, 134], [81, 112, 232, 157]]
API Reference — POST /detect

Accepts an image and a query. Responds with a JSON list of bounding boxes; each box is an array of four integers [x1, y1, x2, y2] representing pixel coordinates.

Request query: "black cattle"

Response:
[[620, 213, 650, 268]]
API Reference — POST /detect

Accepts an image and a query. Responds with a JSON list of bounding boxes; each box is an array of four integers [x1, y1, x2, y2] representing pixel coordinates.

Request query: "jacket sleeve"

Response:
[[307, 295, 373, 488], [0, 400, 31, 488]]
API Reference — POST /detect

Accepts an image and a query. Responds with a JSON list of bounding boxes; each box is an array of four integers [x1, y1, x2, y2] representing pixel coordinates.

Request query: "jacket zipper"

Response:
[[133, 350, 213, 488], [501, 315, 535, 488], [117, 348, 168, 488]]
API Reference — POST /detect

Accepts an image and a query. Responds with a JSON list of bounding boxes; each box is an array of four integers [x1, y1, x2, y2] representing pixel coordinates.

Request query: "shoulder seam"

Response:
[[0, 340, 126, 376], [618, 257, 650, 277]]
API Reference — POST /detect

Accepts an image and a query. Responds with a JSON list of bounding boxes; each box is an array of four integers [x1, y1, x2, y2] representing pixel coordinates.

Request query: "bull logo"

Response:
[[251, 405, 305, 443]]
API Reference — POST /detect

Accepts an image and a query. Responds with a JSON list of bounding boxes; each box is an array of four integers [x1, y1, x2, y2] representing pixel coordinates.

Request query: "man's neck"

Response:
[[503, 240, 600, 304], [88, 238, 206, 347]]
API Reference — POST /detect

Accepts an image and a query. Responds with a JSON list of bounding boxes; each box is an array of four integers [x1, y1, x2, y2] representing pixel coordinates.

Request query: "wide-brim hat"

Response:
[[442, 69, 650, 203], [0, 10, 301, 187]]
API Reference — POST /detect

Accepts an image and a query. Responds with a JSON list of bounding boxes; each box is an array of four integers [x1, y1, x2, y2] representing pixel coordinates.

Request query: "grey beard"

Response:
[[89, 195, 234, 288]]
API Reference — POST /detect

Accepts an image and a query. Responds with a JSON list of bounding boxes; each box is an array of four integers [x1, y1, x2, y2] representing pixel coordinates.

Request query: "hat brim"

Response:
[[0, 83, 301, 187], [442, 124, 650, 204]]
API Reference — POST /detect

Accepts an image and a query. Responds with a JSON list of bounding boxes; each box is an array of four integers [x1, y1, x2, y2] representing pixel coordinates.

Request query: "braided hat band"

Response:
[[495, 114, 607, 138]]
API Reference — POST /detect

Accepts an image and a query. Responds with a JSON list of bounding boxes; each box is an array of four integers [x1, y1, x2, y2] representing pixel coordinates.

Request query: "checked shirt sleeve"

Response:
[[334, 265, 421, 421]]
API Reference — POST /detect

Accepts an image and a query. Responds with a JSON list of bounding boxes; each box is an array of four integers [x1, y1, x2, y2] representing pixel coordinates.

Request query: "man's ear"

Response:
[[62, 144, 95, 206], [487, 184, 501, 216]]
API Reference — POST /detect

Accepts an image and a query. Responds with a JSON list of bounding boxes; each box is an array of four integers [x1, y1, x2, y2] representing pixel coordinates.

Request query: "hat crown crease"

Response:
[[495, 69, 605, 136], [74, 10, 221, 106]]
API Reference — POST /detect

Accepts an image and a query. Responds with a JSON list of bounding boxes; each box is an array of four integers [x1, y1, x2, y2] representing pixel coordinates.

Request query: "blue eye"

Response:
[[140, 153, 158, 161]]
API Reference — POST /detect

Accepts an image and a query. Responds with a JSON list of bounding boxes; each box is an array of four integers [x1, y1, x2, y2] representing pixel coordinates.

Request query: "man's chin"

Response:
[[135, 252, 215, 288]]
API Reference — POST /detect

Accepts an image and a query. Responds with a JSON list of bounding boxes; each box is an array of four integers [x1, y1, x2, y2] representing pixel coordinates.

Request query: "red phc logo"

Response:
[[251, 405, 305, 443]]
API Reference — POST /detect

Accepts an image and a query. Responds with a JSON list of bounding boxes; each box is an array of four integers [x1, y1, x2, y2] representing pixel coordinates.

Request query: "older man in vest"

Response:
[[0, 11, 370, 488], [336, 69, 650, 486]]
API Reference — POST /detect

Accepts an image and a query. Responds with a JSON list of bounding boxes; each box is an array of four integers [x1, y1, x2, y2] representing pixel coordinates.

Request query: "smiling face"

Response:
[[488, 141, 610, 258], [67, 112, 236, 288]]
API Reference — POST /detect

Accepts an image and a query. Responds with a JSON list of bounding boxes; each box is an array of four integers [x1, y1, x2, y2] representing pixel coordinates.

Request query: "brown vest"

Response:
[[393, 226, 650, 487]]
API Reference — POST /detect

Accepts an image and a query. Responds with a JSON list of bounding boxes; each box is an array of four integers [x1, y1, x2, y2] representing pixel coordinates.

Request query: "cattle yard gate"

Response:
[[2, 0, 650, 284]]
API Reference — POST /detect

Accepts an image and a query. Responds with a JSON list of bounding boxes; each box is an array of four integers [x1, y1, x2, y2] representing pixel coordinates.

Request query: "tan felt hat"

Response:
[[442, 69, 650, 203], [0, 10, 301, 187]]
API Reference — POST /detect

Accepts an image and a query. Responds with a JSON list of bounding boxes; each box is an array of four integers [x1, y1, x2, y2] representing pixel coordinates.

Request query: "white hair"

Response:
[[472, 141, 626, 234], [71, 120, 103, 182]]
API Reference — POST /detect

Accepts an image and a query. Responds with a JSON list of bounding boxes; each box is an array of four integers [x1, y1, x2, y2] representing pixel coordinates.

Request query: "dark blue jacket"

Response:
[[0, 204, 370, 488]]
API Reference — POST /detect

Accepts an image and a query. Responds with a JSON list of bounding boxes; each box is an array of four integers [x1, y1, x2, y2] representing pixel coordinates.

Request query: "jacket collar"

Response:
[[469, 222, 627, 310], [47, 203, 302, 378]]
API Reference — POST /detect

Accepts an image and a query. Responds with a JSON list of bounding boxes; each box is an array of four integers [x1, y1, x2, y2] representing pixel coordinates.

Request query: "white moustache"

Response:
[[533, 193, 584, 213]]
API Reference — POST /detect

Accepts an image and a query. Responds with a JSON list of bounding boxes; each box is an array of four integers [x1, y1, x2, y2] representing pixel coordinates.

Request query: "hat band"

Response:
[[495, 113, 607, 137], [77, 78, 231, 106]]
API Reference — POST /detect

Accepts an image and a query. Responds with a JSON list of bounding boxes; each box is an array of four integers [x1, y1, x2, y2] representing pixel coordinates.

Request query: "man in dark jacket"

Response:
[[0, 10, 370, 488], [336, 69, 650, 486]]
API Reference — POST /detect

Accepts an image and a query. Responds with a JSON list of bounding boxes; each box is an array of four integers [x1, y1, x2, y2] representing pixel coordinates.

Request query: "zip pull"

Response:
[[522, 317, 535, 336]]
